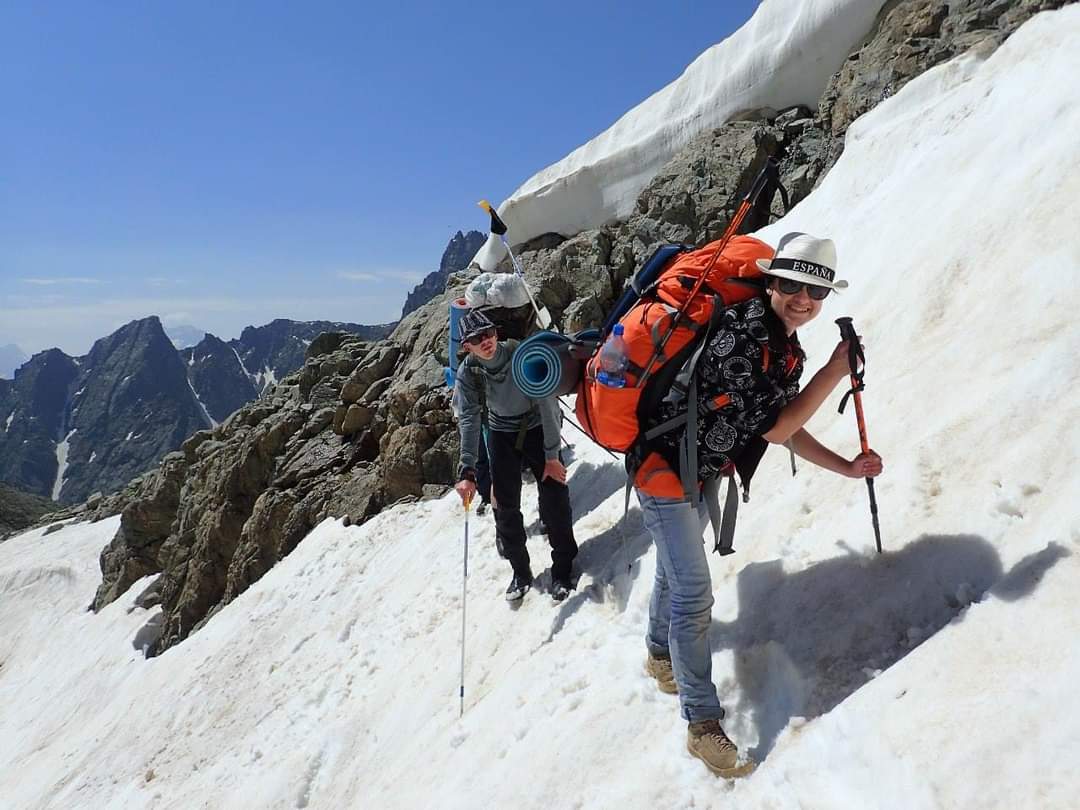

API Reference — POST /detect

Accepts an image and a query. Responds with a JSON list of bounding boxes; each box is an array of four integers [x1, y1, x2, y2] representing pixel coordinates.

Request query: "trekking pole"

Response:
[[459, 492, 473, 717], [478, 200, 550, 330], [636, 157, 780, 388], [835, 317, 882, 553]]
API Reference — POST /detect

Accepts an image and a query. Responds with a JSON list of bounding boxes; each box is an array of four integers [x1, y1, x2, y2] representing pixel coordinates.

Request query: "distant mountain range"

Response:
[[0, 344, 28, 379], [0, 228, 484, 507], [181, 318, 396, 423], [0, 316, 393, 505]]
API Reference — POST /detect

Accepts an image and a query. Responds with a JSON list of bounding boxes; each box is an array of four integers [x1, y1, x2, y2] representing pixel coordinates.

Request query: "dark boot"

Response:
[[550, 575, 573, 602], [505, 570, 533, 602]]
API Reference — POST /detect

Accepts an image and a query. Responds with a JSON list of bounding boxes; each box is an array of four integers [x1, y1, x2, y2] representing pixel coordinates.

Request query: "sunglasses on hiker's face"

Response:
[[463, 328, 497, 346], [777, 278, 831, 301]]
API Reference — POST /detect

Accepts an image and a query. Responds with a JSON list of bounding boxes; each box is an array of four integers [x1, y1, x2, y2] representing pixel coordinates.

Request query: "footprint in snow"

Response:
[[561, 676, 588, 695], [995, 481, 1042, 519], [995, 499, 1024, 518]]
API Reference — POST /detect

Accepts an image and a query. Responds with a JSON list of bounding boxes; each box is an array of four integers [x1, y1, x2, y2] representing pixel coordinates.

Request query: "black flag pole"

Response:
[[477, 200, 546, 328]]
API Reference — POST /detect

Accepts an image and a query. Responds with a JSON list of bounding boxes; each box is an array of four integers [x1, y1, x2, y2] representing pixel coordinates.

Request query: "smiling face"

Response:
[[463, 328, 498, 360], [767, 279, 826, 334]]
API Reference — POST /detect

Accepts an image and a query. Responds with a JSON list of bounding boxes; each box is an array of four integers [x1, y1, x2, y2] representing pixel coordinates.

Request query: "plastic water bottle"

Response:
[[596, 324, 629, 388]]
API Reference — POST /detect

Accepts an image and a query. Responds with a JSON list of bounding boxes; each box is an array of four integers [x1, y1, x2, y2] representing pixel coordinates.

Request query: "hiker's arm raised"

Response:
[[762, 340, 851, 444], [790, 429, 885, 478]]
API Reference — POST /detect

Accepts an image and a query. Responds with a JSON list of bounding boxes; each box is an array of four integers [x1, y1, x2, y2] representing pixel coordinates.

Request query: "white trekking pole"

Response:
[[459, 493, 473, 717]]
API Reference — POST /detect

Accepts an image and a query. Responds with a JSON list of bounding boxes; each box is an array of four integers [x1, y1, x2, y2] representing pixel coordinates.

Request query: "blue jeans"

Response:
[[637, 490, 724, 723]]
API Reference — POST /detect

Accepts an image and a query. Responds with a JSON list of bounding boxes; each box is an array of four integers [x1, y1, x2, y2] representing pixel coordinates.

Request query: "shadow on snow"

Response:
[[712, 535, 1069, 760]]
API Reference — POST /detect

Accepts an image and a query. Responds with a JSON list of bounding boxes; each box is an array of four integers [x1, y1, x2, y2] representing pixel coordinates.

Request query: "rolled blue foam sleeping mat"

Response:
[[511, 331, 583, 399]]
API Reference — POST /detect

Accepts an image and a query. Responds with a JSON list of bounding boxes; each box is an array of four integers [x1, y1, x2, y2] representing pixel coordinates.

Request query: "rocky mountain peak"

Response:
[[439, 230, 485, 274], [0, 348, 79, 497], [400, 230, 486, 319], [56, 316, 213, 505]]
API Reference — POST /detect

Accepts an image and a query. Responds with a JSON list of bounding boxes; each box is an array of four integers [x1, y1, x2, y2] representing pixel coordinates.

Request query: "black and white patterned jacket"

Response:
[[651, 295, 805, 482]]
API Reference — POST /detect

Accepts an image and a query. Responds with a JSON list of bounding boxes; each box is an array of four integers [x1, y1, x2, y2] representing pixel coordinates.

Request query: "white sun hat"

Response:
[[756, 232, 848, 291]]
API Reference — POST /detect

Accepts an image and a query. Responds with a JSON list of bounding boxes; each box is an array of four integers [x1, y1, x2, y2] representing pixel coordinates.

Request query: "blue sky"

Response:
[[1, 1, 760, 356]]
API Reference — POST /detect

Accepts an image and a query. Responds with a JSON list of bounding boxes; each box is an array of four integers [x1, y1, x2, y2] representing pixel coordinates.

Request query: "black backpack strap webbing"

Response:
[[678, 374, 699, 503], [702, 474, 740, 555], [514, 409, 533, 452]]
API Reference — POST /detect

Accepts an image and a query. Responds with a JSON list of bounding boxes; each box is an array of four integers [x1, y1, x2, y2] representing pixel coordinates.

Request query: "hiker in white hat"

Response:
[[757, 231, 847, 333], [638, 231, 883, 777]]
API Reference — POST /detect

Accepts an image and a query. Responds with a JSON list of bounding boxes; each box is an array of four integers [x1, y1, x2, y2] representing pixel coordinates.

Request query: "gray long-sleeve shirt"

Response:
[[455, 340, 562, 476]]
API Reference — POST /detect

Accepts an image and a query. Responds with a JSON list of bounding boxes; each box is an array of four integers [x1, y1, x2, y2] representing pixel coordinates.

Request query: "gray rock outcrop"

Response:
[[0, 483, 55, 540]]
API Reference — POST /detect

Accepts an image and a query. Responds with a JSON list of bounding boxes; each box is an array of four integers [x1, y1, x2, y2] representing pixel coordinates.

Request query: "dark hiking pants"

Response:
[[488, 425, 577, 582]]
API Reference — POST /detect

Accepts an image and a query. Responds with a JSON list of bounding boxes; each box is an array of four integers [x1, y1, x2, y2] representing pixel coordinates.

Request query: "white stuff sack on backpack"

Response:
[[464, 272, 532, 310]]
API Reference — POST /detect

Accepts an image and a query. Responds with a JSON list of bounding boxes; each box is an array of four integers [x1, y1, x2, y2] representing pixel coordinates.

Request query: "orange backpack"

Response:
[[574, 234, 775, 455]]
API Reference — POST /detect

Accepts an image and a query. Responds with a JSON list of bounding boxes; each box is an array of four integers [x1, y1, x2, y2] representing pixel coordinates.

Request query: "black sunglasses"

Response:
[[776, 278, 831, 301], [463, 328, 497, 346]]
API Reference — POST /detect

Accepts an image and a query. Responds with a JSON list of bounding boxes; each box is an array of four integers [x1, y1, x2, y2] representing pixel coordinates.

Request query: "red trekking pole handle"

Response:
[[836, 317, 882, 553]]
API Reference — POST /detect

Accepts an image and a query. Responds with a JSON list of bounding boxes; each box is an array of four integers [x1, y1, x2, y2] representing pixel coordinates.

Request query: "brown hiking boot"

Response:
[[687, 719, 753, 778], [644, 654, 678, 694]]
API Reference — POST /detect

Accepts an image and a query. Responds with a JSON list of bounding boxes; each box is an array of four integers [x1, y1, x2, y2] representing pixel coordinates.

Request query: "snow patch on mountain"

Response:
[[51, 429, 76, 501], [187, 380, 217, 428], [230, 347, 250, 377], [257, 366, 278, 390]]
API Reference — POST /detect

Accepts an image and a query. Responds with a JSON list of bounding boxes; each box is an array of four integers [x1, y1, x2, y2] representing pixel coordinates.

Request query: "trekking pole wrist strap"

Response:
[[835, 317, 866, 413], [837, 381, 865, 415]]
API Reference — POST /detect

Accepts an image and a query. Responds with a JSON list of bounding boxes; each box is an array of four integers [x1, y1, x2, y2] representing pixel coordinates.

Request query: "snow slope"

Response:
[[473, 0, 888, 270], [3, 7, 1080, 810]]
